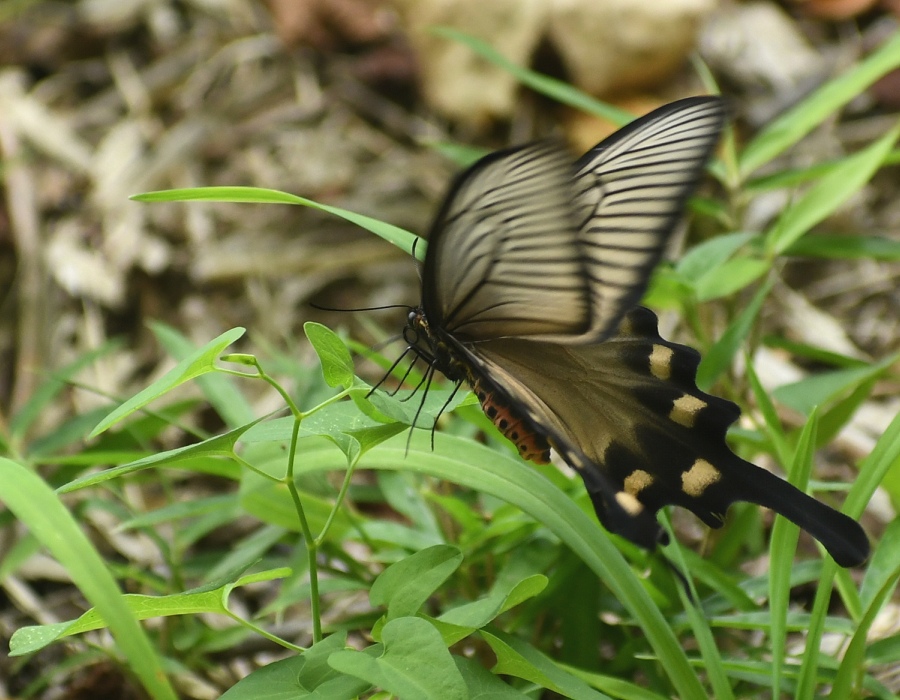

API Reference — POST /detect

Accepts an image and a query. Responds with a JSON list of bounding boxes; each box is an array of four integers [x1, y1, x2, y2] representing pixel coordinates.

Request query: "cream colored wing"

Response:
[[572, 96, 727, 341], [422, 141, 591, 341], [421, 97, 726, 346]]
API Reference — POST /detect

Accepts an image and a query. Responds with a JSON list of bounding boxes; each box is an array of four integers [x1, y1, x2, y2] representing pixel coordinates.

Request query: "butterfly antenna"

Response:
[[309, 301, 413, 313]]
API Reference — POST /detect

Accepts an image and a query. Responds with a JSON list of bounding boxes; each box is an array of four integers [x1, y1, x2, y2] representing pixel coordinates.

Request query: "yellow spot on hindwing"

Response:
[[615, 491, 644, 515], [669, 394, 706, 427], [649, 345, 673, 380], [623, 469, 654, 496], [681, 459, 721, 497]]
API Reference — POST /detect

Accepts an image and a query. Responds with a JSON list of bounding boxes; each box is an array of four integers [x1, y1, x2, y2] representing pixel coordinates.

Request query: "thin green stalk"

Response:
[[284, 416, 322, 643], [231, 453, 284, 483], [222, 604, 305, 653], [220, 353, 335, 643], [316, 456, 360, 547]]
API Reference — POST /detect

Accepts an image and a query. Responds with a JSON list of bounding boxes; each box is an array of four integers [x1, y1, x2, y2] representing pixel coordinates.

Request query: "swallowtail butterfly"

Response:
[[396, 97, 869, 567]]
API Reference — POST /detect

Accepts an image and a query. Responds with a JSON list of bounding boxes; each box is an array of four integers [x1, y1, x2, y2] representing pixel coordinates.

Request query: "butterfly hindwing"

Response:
[[446, 307, 868, 567]]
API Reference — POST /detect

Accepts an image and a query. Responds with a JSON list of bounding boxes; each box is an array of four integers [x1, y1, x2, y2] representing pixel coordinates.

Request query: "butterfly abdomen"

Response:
[[472, 378, 552, 464]]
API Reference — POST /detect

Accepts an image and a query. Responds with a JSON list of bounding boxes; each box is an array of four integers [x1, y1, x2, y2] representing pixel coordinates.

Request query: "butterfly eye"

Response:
[[403, 325, 419, 346]]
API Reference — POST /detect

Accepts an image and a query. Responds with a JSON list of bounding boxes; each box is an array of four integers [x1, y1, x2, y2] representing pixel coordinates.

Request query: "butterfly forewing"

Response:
[[423, 141, 591, 341], [573, 97, 727, 340], [423, 97, 725, 345]]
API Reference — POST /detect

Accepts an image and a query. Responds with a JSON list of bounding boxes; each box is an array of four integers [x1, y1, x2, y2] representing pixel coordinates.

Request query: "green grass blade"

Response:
[[10, 341, 122, 443], [132, 186, 421, 258], [696, 278, 772, 391], [769, 409, 818, 698], [89, 327, 245, 437], [431, 26, 633, 126], [0, 458, 177, 700], [786, 234, 900, 261], [738, 32, 900, 177], [767, 123, 900, 256]]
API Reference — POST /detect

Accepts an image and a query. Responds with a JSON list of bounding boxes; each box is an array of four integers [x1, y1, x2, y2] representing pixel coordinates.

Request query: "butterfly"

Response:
[[395, 96, 869, 568]]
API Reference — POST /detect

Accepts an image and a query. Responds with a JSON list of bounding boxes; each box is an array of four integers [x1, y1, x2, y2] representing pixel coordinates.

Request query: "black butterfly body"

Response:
[[402, 97, 869, 567]]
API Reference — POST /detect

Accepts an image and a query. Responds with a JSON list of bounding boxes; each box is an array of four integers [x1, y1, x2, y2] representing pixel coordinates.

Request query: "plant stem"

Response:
[[284, 416, 322, 643]]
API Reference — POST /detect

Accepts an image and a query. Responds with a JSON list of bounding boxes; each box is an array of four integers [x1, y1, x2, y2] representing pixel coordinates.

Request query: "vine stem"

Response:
[[220, 354, 326, 643], [285, 416, 322, 643]]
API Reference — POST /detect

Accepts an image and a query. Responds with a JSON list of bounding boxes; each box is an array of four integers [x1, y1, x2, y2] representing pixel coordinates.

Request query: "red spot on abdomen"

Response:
[[473, 379, 551, 464]]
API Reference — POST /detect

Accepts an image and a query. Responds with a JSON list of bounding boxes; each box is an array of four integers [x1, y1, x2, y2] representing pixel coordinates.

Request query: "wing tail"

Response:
[[733, 465, 869, 568]]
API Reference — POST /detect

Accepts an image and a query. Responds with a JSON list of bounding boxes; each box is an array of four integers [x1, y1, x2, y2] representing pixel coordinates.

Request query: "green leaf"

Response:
[[150, 321, 256, 428], [739, 32, 900, 176], [438, 550, 549, 643], [693, 257, 769, 302], [439, 574, 548, 630], [675, 231, 759, 280], [431, 27, 632, 126], [767, 124, 900, 255], [454, 656, 532, 698], [361, 386, 469, 429], [9, 568, 290, 655], [329, 617, 468, 699], [220, 657, 306, 699], [0, 458, 178, 700], [90, 327, 246, 437], [304, 322, 355, 388], [481, 628, 610, 700], [696, 279, 772, 390], [132, 186, 421, 259], [786, 234, 900, 261], [242, 406, 406, 461], [772, 353, 898, 416], [60, 417, 263, 492], [220, 633, 374, 699], [369, 544, 463, 620]]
